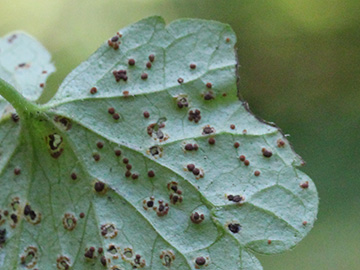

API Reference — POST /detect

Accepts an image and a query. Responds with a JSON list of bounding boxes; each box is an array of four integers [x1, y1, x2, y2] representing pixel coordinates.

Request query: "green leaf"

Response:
[[0, 16, 318, 270]]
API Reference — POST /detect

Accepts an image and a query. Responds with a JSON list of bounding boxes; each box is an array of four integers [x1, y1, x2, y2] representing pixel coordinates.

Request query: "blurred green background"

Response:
[[1, 0, 359, 269]]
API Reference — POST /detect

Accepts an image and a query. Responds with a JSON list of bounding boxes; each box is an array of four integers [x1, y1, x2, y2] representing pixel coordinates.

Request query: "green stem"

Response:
[[0, 78, 41, 117]]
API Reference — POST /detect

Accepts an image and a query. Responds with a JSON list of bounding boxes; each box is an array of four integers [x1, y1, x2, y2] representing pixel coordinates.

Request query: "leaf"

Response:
[[0, 16, 318, 270]]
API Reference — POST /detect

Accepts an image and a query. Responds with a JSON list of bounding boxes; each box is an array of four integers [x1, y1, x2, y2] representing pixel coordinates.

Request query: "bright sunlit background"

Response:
[[1, 1, 359, 269]]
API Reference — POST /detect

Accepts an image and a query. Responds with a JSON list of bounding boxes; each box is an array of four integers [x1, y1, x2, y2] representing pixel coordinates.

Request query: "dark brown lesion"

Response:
[[54, 116, 72, 131], [46, 133, 64, 159]]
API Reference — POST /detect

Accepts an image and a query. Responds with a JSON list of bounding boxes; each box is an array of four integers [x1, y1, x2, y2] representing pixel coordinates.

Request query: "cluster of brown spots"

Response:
[[114, 149, 122, 156], [21, 246, 38, 268], [7, 34, 17, 43], [11, 113, 19, 122], [160, 250, 175, 267], [108, 33, 122, 50], [195, 256, 209, 268], [177, 77, 184, 84], [184, 143, 199, 151], [176, 96, 189, 109], [24, 204, 41, 225], [48, 133, 64, 159], [71, 172, 77, 180], [188, 110, 201, 123], [121, 248, 146, 268], [277, 139, 285, 147], [62, 213, 77, 231], [148, 145, 163, 158], [142, 197, 169, 217], [93, 153, 100, 162], [167, 182, 183, 205], [57, 256, 71, 270], [262, 148, 273, 158], [94, 181, 106, 193], [190, 63, 196, 69], [203, 91, 214, 100], [128, 58, 135, 66], [113, 70, 128, 82], [90, 87, 97, 94], [122, 158, 139, 180], [228, 223, 241, 233], [14, 167, 21, 175], [186, 164, 204, 178], [208, 137, 215, 145], [254, 170, 261, 176], [149, 54, 155, 62], [143, 111, 150, 118], [234, 142, 240, 148], [0, 229, 5, 245], [300, 181, 309, 189], [190, 212, 204, 224], [227, 194, 244, 204], [202, 126, 214, 135], [239, 155, 250, 166], [147, 170, 155, 178], [143, 196, 155, 210], [84, 247, 96, 259], [54, 116, 72, 130], [101, 223, 118, 239]]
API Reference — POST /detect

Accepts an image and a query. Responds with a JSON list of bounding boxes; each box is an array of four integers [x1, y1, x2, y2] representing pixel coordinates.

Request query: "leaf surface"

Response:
[[0, 17, 318, 270]]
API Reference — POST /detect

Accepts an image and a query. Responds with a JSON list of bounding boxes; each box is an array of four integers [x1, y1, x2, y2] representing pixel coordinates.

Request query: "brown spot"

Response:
[[239, 155, 246, 161], [230, 124, 235, 130], [208, 138, 215, 145], [108, 107, 115, 115], [244, 160, 250, 166], [262, 148, 273, 158], [97, 142, 104, 149], [98, 247, 103, 254], [114, 149, 122, 156], [39, 83, 45, 88], [79, 213, 85, 219], [90, 87, 97, 94], [206, 82, 212, 88], [94, 181, 105, 192], [113, 113, 120, 120], [254, 170, 260, 176], [149, 54, 155, 62], [195, 257, 206, 266], [192, 168, 200, 176], [93, 153, 100, 162], [300, 181, 309, 189], [71, 173, 77, 180], [100, 256, 107, 266], [187, 164, 195, 171], [234, 142, 240, 148], [202, 126, 214, 135], [302, 221, 308, 226], [228, 223, 241, 233], [177, 96, 189, 108], [190, 63, 196, 69], [128, 58, 135, 66], [203, 92, 214, 100], [143, 111, 150, 118], [123, 158, 129, 164], [277, 139, 286, 147], [131, 173, 139, 180], [14, 168, 21, 175], [226, 37, 230, 42], [11, 113, 19, 122], [268, 240, 272, 245], [62, 213, 77, 231], [126, 164, 132, 170], [185, 144, 194, 151], [148, 170, 155, 177], [84, 247, 95, 259], [125, 171, 131, 178], [141, 73, 148, 80], [177, 78, 184, 84], [146, 62, 152, 69], [123, 90, 129, 96]]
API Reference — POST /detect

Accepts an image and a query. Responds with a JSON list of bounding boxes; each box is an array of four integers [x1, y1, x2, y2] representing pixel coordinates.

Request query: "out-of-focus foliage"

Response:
[[0, 1, 358, 269]]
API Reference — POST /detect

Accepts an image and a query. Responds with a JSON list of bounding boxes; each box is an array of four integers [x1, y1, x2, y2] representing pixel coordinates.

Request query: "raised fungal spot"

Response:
[[141, 73, 148, 80], [234, 142, 240, 148], [10, 214, 17, 226], [254, 170, 261, 176], [208, 137, 215, 145], [160, 250, 175, 267], [176, 96, 189, 109], [112, 113, 120, 120], [23, 204, 41, 225], [262, 148, 273, 158], [202, 126, 215, 135], [239, 155, 245, 162], [123, 158, 129, 164], [108, 107, 115, 115], [97, 141, 104, 149], [187, 164, 195, 171], [131, 173, 139, 180], [113, 70, 128, 82], [188, 110, 201, 123], [40, 83, 45, 88], [177, 77, 184, 84], [300, 181, 309, 189], [190, 212, 204, 224], [11, 113, 19, 122], [190, 63, 196, 69], [146, 62, 152, 69], [203, 92, 214, 100], [71, 172, 77, 180], [148, 54, 155, 62], [206, 82, 212, 88], [54, 116, 72, 130], [303, 221, 308, 226], [93, 153, 101, 161], [94, 181, 106, 193], [0, 229, 6, 245], [114, 149, 122, 156], [143, 197, 155, 210], [57, 256, 71, 270], [21, 246, 38, 268], [62, 213, 77, 231], [244, 160, 250, 166], [108, 33, 121, 50], [228, 223, 241, 233], [143, 111, 150, 118], [277, 139, 285, 147], [90, 87, 97, 94], [14, 167, 21, 175], [128, 58, 135, 66], [79, 212, 85, 219], [101, 223, 118, 239], [156, 200, 170, 217], [230, 124, 235, 130], [227, 195, 244, 204], [268, 240, 272, 245], [100, 256, 107, 266], [184, 143, 198, 151], [84, 247, 96, 259]]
